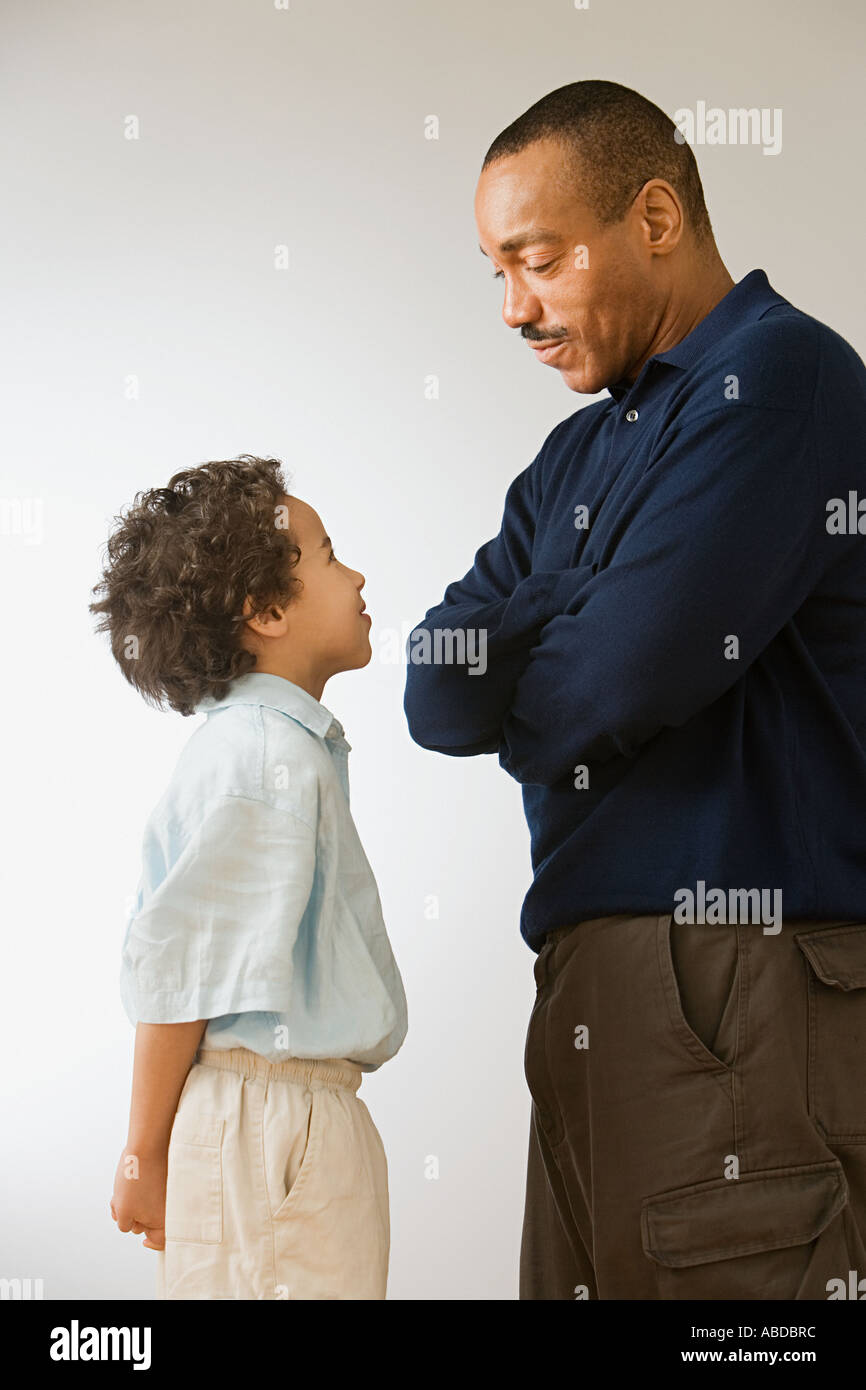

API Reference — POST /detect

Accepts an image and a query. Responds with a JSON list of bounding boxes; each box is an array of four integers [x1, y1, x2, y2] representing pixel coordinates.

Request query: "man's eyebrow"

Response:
[[478, 227, 563, 257], [320, 534, 331, 549]]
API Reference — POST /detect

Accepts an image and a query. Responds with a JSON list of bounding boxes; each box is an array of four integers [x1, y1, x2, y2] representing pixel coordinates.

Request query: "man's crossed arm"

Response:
[[403, 453, 592, 755], [405, 401, 828, 786]]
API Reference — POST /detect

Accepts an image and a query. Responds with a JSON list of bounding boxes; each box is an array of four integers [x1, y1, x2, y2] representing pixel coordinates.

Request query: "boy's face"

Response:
[[242, 494, 371, 698]]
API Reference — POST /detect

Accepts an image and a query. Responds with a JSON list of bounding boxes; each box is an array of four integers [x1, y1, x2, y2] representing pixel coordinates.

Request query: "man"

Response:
[[403, 80, 866, 1299]]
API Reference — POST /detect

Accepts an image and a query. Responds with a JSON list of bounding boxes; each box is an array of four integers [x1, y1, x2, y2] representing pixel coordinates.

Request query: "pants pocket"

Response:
[[270, 1088, 321, 1222], [164, 1113, 224, 1244], [659, 914, 741, 1072], [795, 922, 866, 1143], [641, 1157, 848, 1299]]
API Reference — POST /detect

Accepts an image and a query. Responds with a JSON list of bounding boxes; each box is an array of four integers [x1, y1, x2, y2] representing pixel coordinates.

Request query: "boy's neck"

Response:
[[250, 659, 327, 704]]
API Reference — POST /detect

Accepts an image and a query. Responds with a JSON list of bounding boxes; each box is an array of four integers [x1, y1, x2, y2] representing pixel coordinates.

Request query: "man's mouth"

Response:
[[530, 338, 568, 362]]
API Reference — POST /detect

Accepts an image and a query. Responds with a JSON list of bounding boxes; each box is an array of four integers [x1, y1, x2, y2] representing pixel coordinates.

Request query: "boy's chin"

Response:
[[349, 641, 373, 670]]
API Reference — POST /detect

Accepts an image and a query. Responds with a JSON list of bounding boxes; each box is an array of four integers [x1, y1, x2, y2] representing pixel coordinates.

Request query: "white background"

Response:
[[1, 0, 863, 1299]]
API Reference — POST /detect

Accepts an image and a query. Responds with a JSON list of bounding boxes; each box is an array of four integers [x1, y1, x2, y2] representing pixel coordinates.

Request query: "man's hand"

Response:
[[110, 1144, 168, 1251]]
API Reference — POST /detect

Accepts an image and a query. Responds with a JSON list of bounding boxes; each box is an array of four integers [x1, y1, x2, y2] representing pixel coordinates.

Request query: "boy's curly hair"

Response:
[[89, 455, 301, 716]]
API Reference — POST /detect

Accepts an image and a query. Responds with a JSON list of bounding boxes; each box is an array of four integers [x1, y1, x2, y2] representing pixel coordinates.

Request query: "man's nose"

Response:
[[501, 277, 543, 331]]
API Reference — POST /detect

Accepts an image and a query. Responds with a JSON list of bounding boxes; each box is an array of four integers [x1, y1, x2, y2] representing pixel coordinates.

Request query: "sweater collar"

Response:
[[607, 268, 788, 402]]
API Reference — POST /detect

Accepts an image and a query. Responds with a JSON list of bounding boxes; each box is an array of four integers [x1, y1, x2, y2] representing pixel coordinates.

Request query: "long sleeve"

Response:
[[499, 401, 828, 787], [120, 793, 317, 1022], [403, 456, 593, 754]]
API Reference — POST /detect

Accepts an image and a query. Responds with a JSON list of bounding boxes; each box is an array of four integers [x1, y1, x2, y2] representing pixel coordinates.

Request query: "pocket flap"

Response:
[[641, 1159, 846, 1268], [795, 923, 866, 990]]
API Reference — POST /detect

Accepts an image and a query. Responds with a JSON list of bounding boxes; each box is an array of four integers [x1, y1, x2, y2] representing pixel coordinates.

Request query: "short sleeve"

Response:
[[120, 794, 317, 1023]]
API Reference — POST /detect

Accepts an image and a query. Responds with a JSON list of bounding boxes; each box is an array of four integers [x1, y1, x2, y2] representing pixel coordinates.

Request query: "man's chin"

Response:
[[557, 362, 605, 395]]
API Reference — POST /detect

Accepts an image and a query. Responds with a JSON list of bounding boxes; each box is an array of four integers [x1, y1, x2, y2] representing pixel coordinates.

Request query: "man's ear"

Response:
[[636, 178, 683, 256]]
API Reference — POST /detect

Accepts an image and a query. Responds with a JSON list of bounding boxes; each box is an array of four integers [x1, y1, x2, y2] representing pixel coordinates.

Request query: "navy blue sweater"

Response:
[[403, 269, 866, 951]]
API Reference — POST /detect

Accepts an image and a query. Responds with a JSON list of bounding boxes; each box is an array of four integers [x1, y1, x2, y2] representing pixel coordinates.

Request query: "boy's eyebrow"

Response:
[[320, 535, 331, 549]]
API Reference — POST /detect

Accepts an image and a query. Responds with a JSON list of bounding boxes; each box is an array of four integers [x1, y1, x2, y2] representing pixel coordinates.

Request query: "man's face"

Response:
[[475, 138, 660, 394]]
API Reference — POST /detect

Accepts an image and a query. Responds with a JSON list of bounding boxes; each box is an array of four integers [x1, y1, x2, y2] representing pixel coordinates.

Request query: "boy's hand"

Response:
[[110, 1146, 168, 1251], [115, 1019, 208, 1251]]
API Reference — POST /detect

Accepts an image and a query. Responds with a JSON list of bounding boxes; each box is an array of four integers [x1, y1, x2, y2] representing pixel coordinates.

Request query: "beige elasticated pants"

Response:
[[156, 1046, 389, 1299]]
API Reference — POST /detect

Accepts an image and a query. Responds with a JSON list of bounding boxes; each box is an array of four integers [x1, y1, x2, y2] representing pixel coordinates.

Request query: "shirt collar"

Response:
[[607, 268, 789, 402], [195, 671, 348, 746]]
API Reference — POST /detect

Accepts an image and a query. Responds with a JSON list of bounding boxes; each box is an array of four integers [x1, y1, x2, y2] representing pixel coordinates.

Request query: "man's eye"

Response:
[[329, 549, 337, 561], [492, 261, 552, 281]]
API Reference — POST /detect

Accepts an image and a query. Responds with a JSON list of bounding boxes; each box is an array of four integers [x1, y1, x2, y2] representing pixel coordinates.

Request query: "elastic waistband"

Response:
[[195, 1046, 363, 1093]]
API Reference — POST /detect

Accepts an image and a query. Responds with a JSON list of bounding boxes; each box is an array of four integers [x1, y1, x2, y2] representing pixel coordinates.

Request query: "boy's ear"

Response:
[[242, 594, 289, 637]]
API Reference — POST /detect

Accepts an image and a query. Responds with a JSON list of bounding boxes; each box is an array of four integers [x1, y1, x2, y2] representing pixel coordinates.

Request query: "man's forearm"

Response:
[[125, 1019, 208, 1155], [404, 568, 592, 752]]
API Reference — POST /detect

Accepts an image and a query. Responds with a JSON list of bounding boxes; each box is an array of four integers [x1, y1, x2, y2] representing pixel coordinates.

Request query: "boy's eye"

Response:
[[329, 549, 337, 561]]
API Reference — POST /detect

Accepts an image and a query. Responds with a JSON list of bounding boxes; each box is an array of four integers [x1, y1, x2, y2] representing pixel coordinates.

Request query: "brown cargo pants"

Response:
[[519, 912, 866, 1299]]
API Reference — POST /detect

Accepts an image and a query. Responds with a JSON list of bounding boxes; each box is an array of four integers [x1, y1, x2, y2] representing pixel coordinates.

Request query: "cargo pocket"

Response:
[[272, 1088, 322, 1222], [164, 1114, 224, 1244], [641, 1158, 847, 1299], [795, 922, 866, 1143]]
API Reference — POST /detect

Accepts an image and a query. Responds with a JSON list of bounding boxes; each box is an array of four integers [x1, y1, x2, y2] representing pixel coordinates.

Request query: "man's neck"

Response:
[[624, 260, 736, 384]]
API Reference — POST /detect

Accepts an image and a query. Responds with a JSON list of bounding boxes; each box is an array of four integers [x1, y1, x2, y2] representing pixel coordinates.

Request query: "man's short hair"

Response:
[[481, 79, 713, 246]]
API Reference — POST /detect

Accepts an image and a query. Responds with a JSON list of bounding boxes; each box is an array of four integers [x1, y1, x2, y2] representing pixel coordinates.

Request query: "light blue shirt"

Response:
[[120, 672, 408, 1071]]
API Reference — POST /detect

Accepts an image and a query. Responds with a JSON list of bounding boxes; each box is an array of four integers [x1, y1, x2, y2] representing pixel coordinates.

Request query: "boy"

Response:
[[91, 454, 408, 1299]]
